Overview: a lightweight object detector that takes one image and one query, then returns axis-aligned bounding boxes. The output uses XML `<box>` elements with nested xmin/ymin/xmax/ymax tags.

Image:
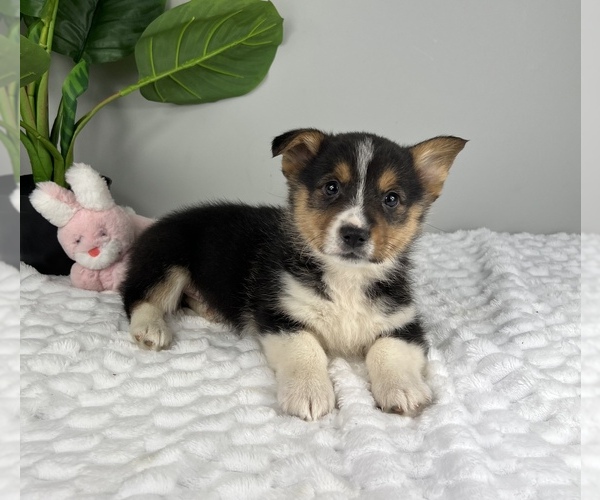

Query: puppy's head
<box><xmin>272</xmin><ymin>129</ymin><xmax>467</xmax><ymax>265</ymax></box>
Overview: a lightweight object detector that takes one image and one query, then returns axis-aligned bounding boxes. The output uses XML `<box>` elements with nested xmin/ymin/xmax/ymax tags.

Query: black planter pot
<box><xmin>20</xmin><ymin>174</ymin><xmax>74</xmax><ymax>275</ymax></box>
<box><xmin>0</xmin><ymin>175</ymin><xmax>19</xmax><ymax>268</ymax></box>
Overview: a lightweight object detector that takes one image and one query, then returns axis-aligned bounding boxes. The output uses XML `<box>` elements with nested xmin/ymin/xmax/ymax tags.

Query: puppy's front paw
<box><xmin>278</xmin><ymin>370</ymin><xmax>335</xmax><ymax>420</ymax></box>
<box><xmin>371</xmin><ymin>373</ymin><xmax>432</xmax><ymax>417</ymax></box>
<box><xmin>130</xmin><ymin>318</ymin><xmax>172</xmax><ymax>351</ymax></box>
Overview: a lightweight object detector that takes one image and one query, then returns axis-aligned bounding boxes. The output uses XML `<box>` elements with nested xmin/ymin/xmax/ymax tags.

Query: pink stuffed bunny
<box><xmin>29</xmin><ymin>163</ymin><xmax>154</xmax><ymax>291</ymax></box>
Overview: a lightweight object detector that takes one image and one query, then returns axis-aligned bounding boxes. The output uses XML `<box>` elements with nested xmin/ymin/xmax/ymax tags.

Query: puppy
<box><xmin>121</xmin><ymin>129</ymin><xmax>466</xmax><ymax>420</ymax></box>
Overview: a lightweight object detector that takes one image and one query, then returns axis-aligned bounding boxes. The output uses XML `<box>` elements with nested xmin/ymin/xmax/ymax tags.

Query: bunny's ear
<box><xmin>66</xmin><ymin>163</ymin><xmax>115</xmax><ymax>211</ymax></box>
<box><xmin>29</xmin><ymin>182</ymin><xmax>78</xmax><ymax>227</ymax></box>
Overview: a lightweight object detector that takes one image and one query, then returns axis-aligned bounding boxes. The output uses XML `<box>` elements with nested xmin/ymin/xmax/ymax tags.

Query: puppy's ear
<box><xmin>410</xmin><ymin>136</ymin><xmax>468</xmax><ymax>201</ymax></box>
<box><xmin>272</xmin><ymin>129</ymin><xmax>325</xmax><ymax>179</ymax></box>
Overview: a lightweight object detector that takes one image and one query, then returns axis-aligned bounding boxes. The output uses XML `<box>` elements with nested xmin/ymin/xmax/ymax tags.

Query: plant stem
<box><xmin>0</xmin><ymin>84</ymin><xmax>19</xmax><ymax>179</ymax></box>
<box><xmin>0</xmin><ymin>119</ymin><xmax>18</xmax><ymax>136</ymax></box>
<box><xmin>26</xmin><ymin>81</ymin><xmax>36</xmax><ymax>115</ymax></box>
<box><xmin>20</xmin><ymin>120</ymin><xmax>64</xmax><ymax>166</ymax></box>
<box><xmin>21</xmin><ymin>117</ymin><xmax>67</xmax><ymax>186</ymax></box>
<box><xmin>50</xmin><ymin>96</ymin><xmax>64</xmax><ymax>146</ymax></box>
<box><xmin>20</xmin><ymin>131</ymin><xmax>46</xmax><ymax>182</ymax></box>
<box><xmin>0</xmin><ymin>86</ymin><xmax>16</xmax><ymax>130</ymax></box>
<box><xmin>36</xmin><ymin>0</ymin><xmax>59</xmax><ymax>139</ymax></box>
<box><xmin>64</xmin><ymin>71</ymin><xmax>165</xmax><ymax>168</ymax></box>
<box><xmin>28</xmin><ymin>0</ymin><xmax>61</xmax><ymax>183</ymax></box>
<box><xmin>65</xmin><ymin>91</ymin><xmax>122</xmax><ymax>168</ymax></box>
<box><xmin>19</xmin><ymin>87</ymin><xmax>36</xmax><ymax>128</ymax></box>
<box><xmin>21</xmin><ymin>119</ymin><xmax>65</xmax><ymax>182</ymax></box>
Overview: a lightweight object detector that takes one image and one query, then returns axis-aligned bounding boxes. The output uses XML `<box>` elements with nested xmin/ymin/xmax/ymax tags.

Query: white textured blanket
<box><xmin>582</xmin><ymin>234</ymin><xmax>599</xmax><ymax>499</ymax></box>
<box><xmin>20</xmin><ymin>229</ymin><xmax>581</xmax><ymax>499</ymax></box>
<box><xmin>0</xmin><ymin>262</ymin><xmax>19</xmax><ymax>500</ymax></box>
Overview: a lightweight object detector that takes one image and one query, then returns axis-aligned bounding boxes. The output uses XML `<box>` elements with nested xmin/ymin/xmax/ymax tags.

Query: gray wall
<box><xmin>0</xmin><ymin>149</ymin><xmax>10</xmax><ymax>176</ymax></box>
<box><xmin>26</xmin><ymin>0</ymin><xmax>580</xmax><ymax>234</ymax></box>
<box><xmin>582</xmin><ymin>0</ymin><xmax>598</xmax><ymax>234</ymax></box>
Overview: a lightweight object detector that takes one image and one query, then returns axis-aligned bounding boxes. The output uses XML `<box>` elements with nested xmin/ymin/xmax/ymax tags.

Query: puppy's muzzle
<box><xmin>340</xmin><ymin>225</ymin><xmax>369</xmax><ymax>252</ymax></box>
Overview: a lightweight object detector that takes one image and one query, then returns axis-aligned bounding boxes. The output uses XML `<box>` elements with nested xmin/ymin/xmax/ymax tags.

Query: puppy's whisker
<box><xmin>423</xmin><ymin>221</ymin><xmax>446</xmax><ymax>233</ymax></box>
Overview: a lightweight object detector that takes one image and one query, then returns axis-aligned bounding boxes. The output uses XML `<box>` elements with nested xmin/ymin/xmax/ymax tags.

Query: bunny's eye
<box><xmin>100</xmin><ymin>230</ymin><xmax>107</xmax><ymax>237</ymax></box>
<box><xmin>75</xmin><ymin>237</ymin><xmax>82</xmax><ymax>245</ymax></box>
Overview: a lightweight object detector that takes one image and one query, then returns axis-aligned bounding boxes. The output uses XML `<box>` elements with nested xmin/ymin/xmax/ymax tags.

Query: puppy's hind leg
<box><xmin>128</xmin><ymin>266</ymin><xmax>191</xmax><ymax>351</ymax></box>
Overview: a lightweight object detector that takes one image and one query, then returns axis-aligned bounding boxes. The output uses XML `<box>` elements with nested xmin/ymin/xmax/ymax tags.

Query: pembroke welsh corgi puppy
<box><xmin>121</xmin><ymin>129</ymin><xmax>467</xmax><ymax>420</ymax></box>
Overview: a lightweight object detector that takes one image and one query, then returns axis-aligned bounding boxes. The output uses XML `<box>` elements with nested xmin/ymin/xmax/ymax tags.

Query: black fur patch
<box><xmin>121</xmin><ymin>131</ymin><xmax>464</xmax><ymax>353</ymax></box>
<box><xmin>388</xmin><ymin>321</ymin><xmax>428</xmax><ymax>350</ymax></box>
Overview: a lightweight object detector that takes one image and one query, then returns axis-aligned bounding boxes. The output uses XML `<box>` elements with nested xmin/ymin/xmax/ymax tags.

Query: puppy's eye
<box><xmin>384</xmin><ymin>192</ymin><xmax>401</xmax><ymax>208</ymax></box>
<box><xmin>323</xmin><ymin>181</ymin><xmax>340</xmax><ymax>196</ymax></box>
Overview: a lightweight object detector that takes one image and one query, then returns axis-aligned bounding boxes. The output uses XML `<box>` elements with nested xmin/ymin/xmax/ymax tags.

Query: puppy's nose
<box><xmin>340</xmin><ymin>225</ymin><xmax>369</xmax><ymax>249</ymax></box>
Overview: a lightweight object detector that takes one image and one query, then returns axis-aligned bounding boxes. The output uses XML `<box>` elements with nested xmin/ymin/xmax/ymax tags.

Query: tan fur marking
<box><xmin>280</xmin><ymin>131</ymin><xmax>325</xmax><ymax>179</ymax></box>
<box><xmin>410</xmin><ymin>136</ymin><xmax>467</xmax><ymax>200</ymax></box>
<box><xmin>184</xmin><ymin>294</ymin><xmax>224</xmax><ymax>323</ymax></box>
<box><xmin>129</xmin><ymin>267</ymin><xmax>191</xmax><ymax>351</ymax></box>
<box><xmin>147</xmin><ymin>266</ymin><xmax>191</xmax><ymax>313</ymax></box>
<box><xmin>371</xmin><ymin>204</ymin><xmax>424</xmax><ymax>262</ymax></box>
<box><xmin>333</xmin><ymin>162</ymin><xmax>352</xmax><ymax>184</ymax></box>
<box><xmin>282</xmin><ymin>157</ymin><xmax>301</xmax><ymax>179</ymax></box>
<box><xmin>293</xmin><ymin>187</ymin><xmax>338</xmax><ymax>253</ymax></box>
<box><xmin>288</xmin><ymin>130</ymin><xmax>324</xmax><ymax>155</ymax></box>
<box><xmin>378</xmin><ymin>169</ymin><xmax>398</xmax><ymax>193</ymax></box>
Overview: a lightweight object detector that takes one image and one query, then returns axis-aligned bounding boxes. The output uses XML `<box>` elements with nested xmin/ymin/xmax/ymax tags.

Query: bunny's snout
<box><xmin>88</xmin><ymin>247</ymin><xmax>101</xmax><ymax>257</ymax></box>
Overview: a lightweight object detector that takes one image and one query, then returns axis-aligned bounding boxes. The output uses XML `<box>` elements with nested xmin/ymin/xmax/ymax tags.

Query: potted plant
<box><xmin>18</xmin><ymin>0</ymin><xmax>283</xmax><ymax>274</ymax></box>
<box><xmin>0</xmin><ymin>0</ymin><xmax>19</xmax><ymax>267</ymax></box>
<box><xmin>0</xmin><ymin>0</ymin><xmax>18</xmax><ymax>179</ymax></box>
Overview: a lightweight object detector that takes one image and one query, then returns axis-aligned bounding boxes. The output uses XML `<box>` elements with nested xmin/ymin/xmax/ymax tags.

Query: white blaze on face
<box><xmin>354</xmin><ymin>137</ymin><xmax>374</xmax><ymax>209</ymax></box>
<box><xmin>323</xmin><ymin>138</ymin><xmax>375</xmax><ymax>258</ymax></box>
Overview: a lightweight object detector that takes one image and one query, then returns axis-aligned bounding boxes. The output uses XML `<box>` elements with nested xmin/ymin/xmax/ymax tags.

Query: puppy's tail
<box><xmin>120</xmin><ymin>221</ymin><xmax>192</xmax><ymax>319</ymax></box>
<box><xmin>122</xmin><ymin>265</ymin><xmax>191</xmax><ymax>318</ymax></box>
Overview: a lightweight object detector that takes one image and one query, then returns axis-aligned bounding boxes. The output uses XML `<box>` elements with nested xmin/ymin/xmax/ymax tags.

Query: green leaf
<box><xmin>19</xmin><ymin>0</ymin><xmax>43</xmax><ymax>18</ymax></box>
<box><xmin>134</xmin><ymin>0</ymin><xmax>283</xmax><ymax>104</ymax></box>
<box><xmin>60</xmin><ymin>59</ymin><xmax>89</xmax><ymax>158</ymax></box>
<box><xmin>51</xmin><ymin>0</ymin><xmax>166</xmax><ymax>64</ymax></box>
<box><xmin>19</xmin><ymin>34</ymin><xmax>50</xmax><ymax>87</ymax></box>
<box><xmin>0</xmin><ymin>34</ymin><xmax>18</xmax><ymax>87</ymax></box>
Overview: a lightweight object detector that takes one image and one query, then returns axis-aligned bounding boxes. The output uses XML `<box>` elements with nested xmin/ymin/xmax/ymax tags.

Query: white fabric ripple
<box><xmin>20</xmin><ymin>229</ymin><xmax>581</xmax><ymax>499</ymax></box>
<box><xmin>0</xmin><ymin>262</ymin><xmax>19</xmax><ymax>500</ymax></box>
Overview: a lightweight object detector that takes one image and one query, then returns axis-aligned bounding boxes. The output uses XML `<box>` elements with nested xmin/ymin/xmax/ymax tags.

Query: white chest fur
<box><xmin>279</xmin><ymin>264</ymin><xmax>416</xmax><ymax>357</ymax></box>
